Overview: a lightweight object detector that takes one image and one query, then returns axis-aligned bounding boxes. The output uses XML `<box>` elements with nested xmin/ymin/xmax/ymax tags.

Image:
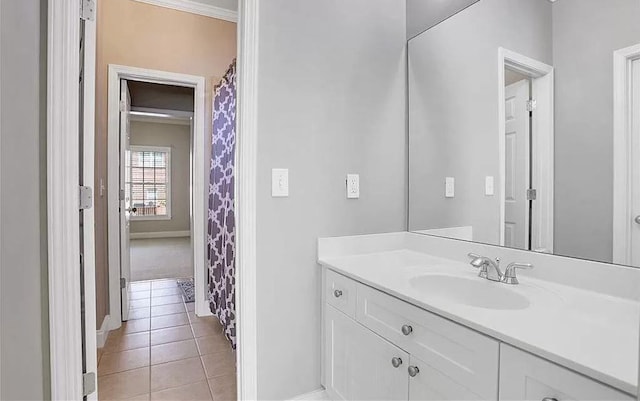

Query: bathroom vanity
<box><xmin>318</xmin><ymin>232</ymin><xmax>639</xmax><ymax>401</ymax></box>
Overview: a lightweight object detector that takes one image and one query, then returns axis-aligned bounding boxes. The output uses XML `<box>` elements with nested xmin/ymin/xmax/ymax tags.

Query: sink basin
<box><xmin>409</xmin><ymin>274</ymin><xmax>530</xmax><ymax>310</ymax></box>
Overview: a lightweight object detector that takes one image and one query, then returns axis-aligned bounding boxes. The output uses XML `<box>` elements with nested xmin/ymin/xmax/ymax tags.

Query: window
<box><xmin>127</xmin><ymin>146</ymin><xmax>171</xmax><ymax>220</ymax></box>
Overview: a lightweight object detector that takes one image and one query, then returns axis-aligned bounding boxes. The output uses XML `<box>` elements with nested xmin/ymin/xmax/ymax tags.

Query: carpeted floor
<box><xmin>130</xmin><ymin>237</ymin><xmax>193</xmax><ymax>281</ymax></box>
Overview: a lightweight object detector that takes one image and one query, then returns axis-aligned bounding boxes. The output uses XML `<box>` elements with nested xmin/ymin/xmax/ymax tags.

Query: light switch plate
<box><xmin>445</xmin><ymin>177</ymin><xmax>455</xmax><ymax>198</ymax></box>
<box><xmin>346</xmin><ymin>174</ymin><xmax>360</xmax><ymax>199</ymax></box>
<box><xmin>485</xmin><ymin>176</ymin><xmax>494</xmax><ymax>196</ymax></box>
<box><xmin>272</xmin><ymin>168</ymin><xmax>289</xmax><ymax>197</ymax></box>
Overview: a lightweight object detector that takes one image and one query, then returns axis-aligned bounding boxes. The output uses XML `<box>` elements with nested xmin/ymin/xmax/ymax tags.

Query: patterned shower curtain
<box><xmin>207</xmin><ymin>61</ymin><xmax>237</xmax><ymax>348</ymax></box>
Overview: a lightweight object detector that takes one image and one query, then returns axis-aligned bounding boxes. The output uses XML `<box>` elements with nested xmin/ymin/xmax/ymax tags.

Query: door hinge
<box><xmin>526</xmin><ymin>99</ymin><xmax>537</xmax><ymax>112</ymax></box>
<box><xmin>79</xmin><ymin>186</ymin><xmax>93</xmax><ymax>210</ymax></box>
<box><xmin>82</xmin><ymin>372</ymin><xmax>96</xmax><ymax>396</ymax></box>
<box><xmin>120</xmin><ymin>277</ymin><xmax>126</xmax><ymax>289</ymax></box>
<box><xmin>119</xmin><ymin>189</ymin><xmax>125</xmax><ymax>201</ymax></box>
<box><xmin>80</xmin><ymin>0</ymin><xmax>96</xmax><ymax>21</ymax></box>
<box><xmin>526</xmin><ymin>188</ymin><xmax>537</xmax><ymax>201</ymax></box>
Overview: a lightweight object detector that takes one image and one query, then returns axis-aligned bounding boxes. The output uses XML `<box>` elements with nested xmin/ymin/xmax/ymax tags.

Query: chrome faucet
<box><xmin>501</xmin><ymin>262</ymin><xmax>534</xmax><ymax>284</ymax></box>
<box><xmin>467</xmin><ymin>253</ymin><xmax>534</xmax><ymax>284</ymax></box>
<box><xmin>468</xmin><ymin>253</ymin><xmax>503</xmax><ymax>282</ymax></box>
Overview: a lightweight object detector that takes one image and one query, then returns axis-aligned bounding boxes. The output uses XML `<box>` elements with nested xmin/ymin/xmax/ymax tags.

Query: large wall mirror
<box><xmin>408</xmin><ymin>0</ymin><xmax>640</xmax><ymax>267</ymax></box>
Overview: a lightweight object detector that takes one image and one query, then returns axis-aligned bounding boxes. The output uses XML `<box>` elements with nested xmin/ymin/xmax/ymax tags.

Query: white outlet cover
<box><xmin>445</xmin><ymin>177</ymin><xmax>455</xmax><ymax>198</ymax></box>
<box><xmin>485</xmin><ymin>176</ymin><xmax>494</xmax><ymax>196</ymax></box>
<box><xmin>272</xmin><ymin>168</ymin><xmax>289</xmax><ymax>197</ymax></box>
<box><xmin>347</xmin><ymin>174</ymin><xmax>360</xmax><ymax>199</ymax></box>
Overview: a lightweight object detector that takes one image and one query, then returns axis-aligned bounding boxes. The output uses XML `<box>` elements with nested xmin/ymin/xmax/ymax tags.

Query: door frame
<box><xmin>613</xmin><ymin>43</ymin><xmax>640</xmax><ymax>265</ymax></box>
<box><xmin>497</xmin><ymin>47</ymin><xmax>554</xmax><ymax>252</ymax></box>
<box><xmin>107</xmin><ymin>64</ymin><xmax>209</xmax><ymax>325</ymax></box>
<box><xmin>236</xmin><ymin>0</ymin><xmax>259</xmax><ymax>398</ymax></box>
<box><xmin>47</xmin><ymin>0</ymin><xmax>88</xmax><ymax>399</ymax></box>
<box><xmin>48</xmin><ymin>0</ymin><xmax>259</xmax><ymax>399</ymax></box>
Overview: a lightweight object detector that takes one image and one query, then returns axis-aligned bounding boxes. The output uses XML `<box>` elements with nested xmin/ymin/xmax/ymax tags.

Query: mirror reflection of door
<box><xmin>504</xmin><ymin>74</ymin><xmax>531</xmax><ymax>250</ymax></box>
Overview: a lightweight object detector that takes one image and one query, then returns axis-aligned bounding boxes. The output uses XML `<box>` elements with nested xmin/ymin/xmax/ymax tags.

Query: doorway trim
<box><xmin>47</xmin><ymin>1</ymin><xmax>84</xmax><ymax>399</ymax></box>
<box><xmin>497</xmin><ymin>47</ymin><xmax>554</xmax><ymax>252</ymax></box>
<box><xmin>613</xmin><ymin>43</ymin><xmax>640</xmax><ymax>265</ymax></box>
<box><xmin>236</xmin><ymin>0</ymin><xmax>259</xmax><ymax>399</ymax></box>
<box><xmin>107</xmin><ymin>64</ymin><xmax>209</xmax><ymax>326</ymax></box>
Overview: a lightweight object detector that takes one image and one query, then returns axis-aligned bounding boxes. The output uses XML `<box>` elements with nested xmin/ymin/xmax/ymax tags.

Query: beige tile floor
<box><xmin>97</xmin><ymin>279</ymin><xmax>237</xmax><ymax>401</ymax></box>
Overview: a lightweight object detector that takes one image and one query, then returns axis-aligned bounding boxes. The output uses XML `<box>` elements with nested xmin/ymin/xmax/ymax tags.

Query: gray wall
<box><xmin>408</xmin><ymin>0</ymin><xmax>552</xmax><ymax>245</ymax></box>
<box><xmin>552</xmin><ymin>0</ymin><xmax>640</xmax><ymax>263</ymax></box>
<box><xmin>255</xmin><ymin>0</ymin><xmax>407</xmax><ymax>398</ymax></box>
<box><xmin>0</xmin><ymin>0</ymin><xmax>50</xmax><ymax>399</ymax></box>
<box><xmin>406</xmin><ymin>0</ymin><xmax>479</xmax><ymax>39</ymax></box>
<box><xmin>130</xmin><ymin>121</ymin><xmax>191</xmax><ymax>234</ymax></box>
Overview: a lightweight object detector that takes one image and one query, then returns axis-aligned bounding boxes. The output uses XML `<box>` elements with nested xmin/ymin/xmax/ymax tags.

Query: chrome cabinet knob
<box><xmin>391</xmin><ymin>357</ymin><xmax>403</xmax><ymax>368</ymax></box>
<box><xmin>635</xmin><ymin>215</ymin><xmax>640</xmax><ymax>225</ymax></box>
<box><xmin>541</xmin><ymin>398</ymin><xmax>558</xmax><ymax>401</ymax></box>
<box><xmin>333</xmin><ymin>289</ymin><xmax>343</xmax><ymax>298</ymax></box>
<box><xmin>408</xmin><ymin>366</ymin><xmax>420</xmax><ymax>377</ymax></box>
<box><xmin>401</xmin><ymin>325</ymin><xmax>413</xmax><ymax>335</ymax></box>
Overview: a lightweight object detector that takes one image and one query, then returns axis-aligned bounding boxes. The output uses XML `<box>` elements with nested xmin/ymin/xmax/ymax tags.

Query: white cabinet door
<box><xmin>408</xmin><ymin>355</ymin><xmax>486</xmax><ymax>401</ymax></box>
<box><xmin>325</xmin><ymin>305</ymin><xmax>409</xmax><ymax>401</ymax></box>
<box><xmin>499</xmin><ymin>345</ymin><xmax>633</xmax><ymax>401</ymax></box>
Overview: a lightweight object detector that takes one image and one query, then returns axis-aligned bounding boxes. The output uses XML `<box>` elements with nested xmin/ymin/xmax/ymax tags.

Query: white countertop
<box><xmin>319</xmin><ymin>249</ymin><xmax>640</xmax><ymax>395</ymax></box>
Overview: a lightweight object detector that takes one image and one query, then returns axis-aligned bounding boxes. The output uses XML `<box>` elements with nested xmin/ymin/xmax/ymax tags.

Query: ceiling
<box><xmin>190</xmin><ymin>0</ymin><xmax>237</xmax><ymax>12</ymax></box>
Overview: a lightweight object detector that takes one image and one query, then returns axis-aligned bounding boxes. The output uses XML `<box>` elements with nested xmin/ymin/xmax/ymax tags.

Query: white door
<box><xmin>81</xmin><ymin>13</ymin><xmax>99</xmax><ymax>400</ymax></box>
<box><xmin>504</xmin><ymin>79</ymin><xmax>531</xmax><ymax>249</ymax></box>
<box><xmin>631</xmin><ymin>59</ymin><xmax>640</xmax><ymax>267</ymax></box>
<box><xmin>120</xmin><ymin>79</ymin><xmax>132</xmax><ymax>321</ymax></box>
<box><xmin>324</xmin><ymin>306</ymin><xmax>409</xmax><ymax>401</ymax></box>
<box><xmin>408</xmin><ymin>355</ymin><xmax>483</xmax><ymax>401</ymax></box>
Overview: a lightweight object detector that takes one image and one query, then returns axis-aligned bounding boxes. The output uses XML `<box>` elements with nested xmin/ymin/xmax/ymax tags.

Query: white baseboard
<box><xmin>130</xmin><ymin>230</ymin><xmax>190</xmax><ymax>239</ymax></box>
<box><xmin>290</xmin><ymin>388</ymin><xmax>330</xmax><ymax>401</ymax></box>
<box><xmin>96</xmin><ymin>315</ymin><xmax>111</xmax><ymax>348</ymax></box>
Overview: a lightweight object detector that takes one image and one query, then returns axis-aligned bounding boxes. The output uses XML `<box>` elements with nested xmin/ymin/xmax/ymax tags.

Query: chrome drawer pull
<box><xmin>401</xmin><ymin>324</ymin><xmax>413</xmax><ymax>335</ymax></box>
<box><xmin>333</xmin><ymin>289</ymin><xmax>343</xmax><ymax>298</ymax></box>
<box><xmin>408</xmin><ymin>366</ymin><xmax>420</xmax><ymax>377</ymax></box>
<box><xmin>541</xmin><ymin>398</ymin><xmax>558</xmax><ymax>401</ymax></box>
<box><xmin>391</xmin><ymin>357</ymin><xmax>402</xmax><ymax>368</ymax></box>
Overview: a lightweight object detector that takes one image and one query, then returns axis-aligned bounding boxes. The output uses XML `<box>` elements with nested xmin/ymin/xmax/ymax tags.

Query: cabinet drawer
<box><xmin>325</xmin><ymin>269</ymin><xmax>357</xmax><ymax>318</ymax></box>
<box><xmin>356</xmin><ymin>283</ymin><xmax>499</xmax><ymax>400</ymax></box>
<box><xmin>499</xmin><ymin>344</ymin><xmax>633</xmax><ymax>401</ymax></box>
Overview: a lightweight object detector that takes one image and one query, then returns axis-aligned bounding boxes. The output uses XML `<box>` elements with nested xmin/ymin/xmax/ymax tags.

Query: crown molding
<box><xmin>133</xmin><ymin>0</ymin><xmax>237</xmax><ymax>23</ymax></box>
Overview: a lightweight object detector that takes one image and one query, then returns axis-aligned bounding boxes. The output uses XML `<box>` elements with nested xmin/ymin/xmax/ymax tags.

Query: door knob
<box><xmin>401</xmin><ymin>325</ymin><xmax>413</xmax><ymax>335</ymax></box>
<box><xmin>333</xmin><ymin>289</ymin><xmax>343</xmax><ymax>298</ymax></box>
<box><xmin>391</xmin><ymin>357</ymin><xmax>402</xmax><ymax>368</ymax></box>
<box><xmin>635</xmin><ymin>215</ymin><xmax>640</xmax><ymax>225</ymax></box>
<box><xmin>541</xmin><ymin>398</ymin><xmax>558</xmax><ymax>401</ymax></box>
<box><xmin>408</xmin><ymin>366</ymin><xmax>420</xmax><ymax>377</ymax></box>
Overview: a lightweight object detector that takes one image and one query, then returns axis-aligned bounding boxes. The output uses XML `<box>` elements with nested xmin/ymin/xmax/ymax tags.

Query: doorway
<box><xmin>498</xmin><ymin>48</ymin><xmax>554</xmax><ymax>253</ymax></box>
<box><xmin>107</xmin><ymin>66</ymin><xmax>210</xmax><ymax>327</ymax></box>
<box><xmin>613</xmin><ymin>43</ymin><xmax>640</xmax><ymax>267</ymax></box>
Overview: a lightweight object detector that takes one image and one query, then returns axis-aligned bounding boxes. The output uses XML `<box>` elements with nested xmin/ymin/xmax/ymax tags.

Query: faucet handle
<box><xmin>467</xmin><ymin>253</ymin><xmax>481</xmax><ymax>260</ymax></box>
<box><xmin>501</xmin><ymin>262</ymin><xmax>533</xmax><ymax>285</ymax></box>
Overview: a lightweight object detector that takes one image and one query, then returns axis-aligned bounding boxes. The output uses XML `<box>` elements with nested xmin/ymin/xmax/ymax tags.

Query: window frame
<box><xmin>128</xmin><ymin>145</ymin><xmax>172</xmax><ymax>221</ymax></box>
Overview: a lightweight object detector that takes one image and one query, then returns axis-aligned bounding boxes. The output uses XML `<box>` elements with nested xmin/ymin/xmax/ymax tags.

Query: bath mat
<box><xmin>177</xmin><ymin>279</ymin><xmax>195</xmax><ymax>303</ymax></box>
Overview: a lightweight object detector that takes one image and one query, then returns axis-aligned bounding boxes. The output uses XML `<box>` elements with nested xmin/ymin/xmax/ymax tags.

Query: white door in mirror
<box><xmin>347</xmin><ymin>174</ymin><xmax>360</xmax><ymax>199</ymax></box>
